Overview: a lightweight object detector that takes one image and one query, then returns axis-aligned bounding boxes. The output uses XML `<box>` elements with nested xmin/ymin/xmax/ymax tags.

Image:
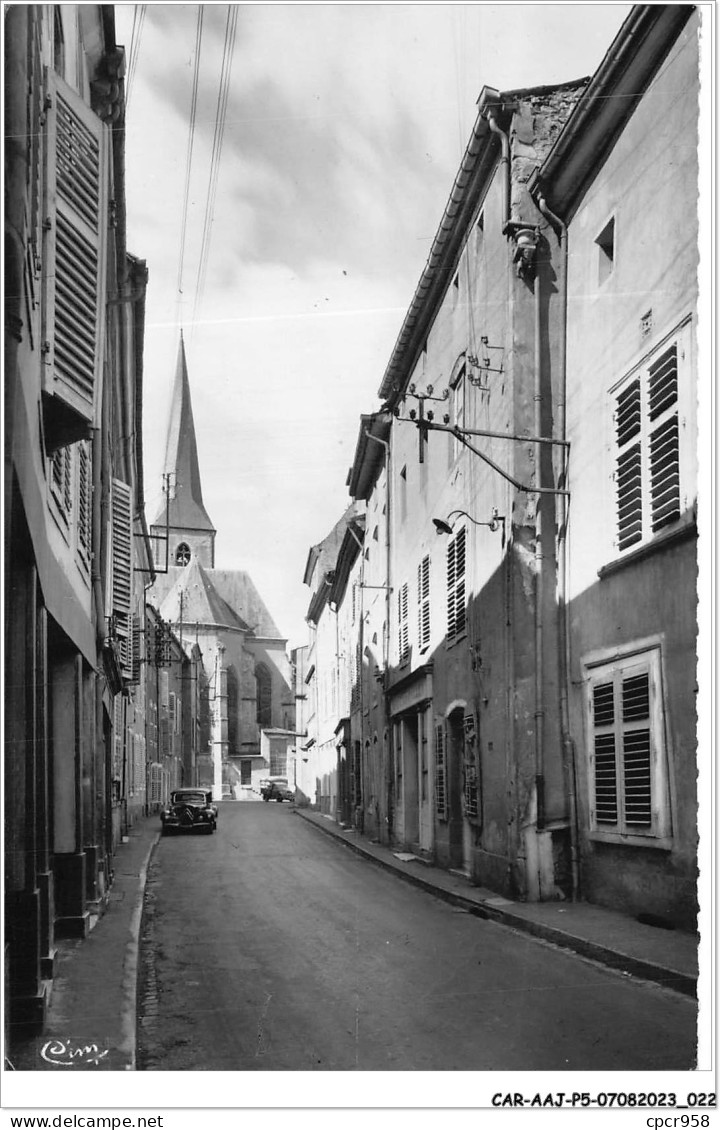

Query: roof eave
<box><xmin>529</xmin><ymin>5</ymin><xmax>696</xmax><ymax>217</ymax></box>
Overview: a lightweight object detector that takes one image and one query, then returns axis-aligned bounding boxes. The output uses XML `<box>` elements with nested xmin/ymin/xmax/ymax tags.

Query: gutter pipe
<box><xmin>364</xmin><ymin>428</ymin><xmax>393</xmax><ymax>842</ymax></box>
<box><xmin>533</xmin><ymin>255</ymin><xmax>545</xmax><ymax>832</ymax></box>
<box><xmin>537</xmin><ymin>194</ymin><xmax>580</xmax><ymax>901</ymax></box>
<box><xmin>486</xmin><ymin>107</ymin><xmax>510</xmax><ymax>227</ymax></box>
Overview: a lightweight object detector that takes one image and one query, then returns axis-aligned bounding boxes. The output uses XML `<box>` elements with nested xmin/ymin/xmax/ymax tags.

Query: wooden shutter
<box><xmin>621</xmin><ymin>671</ymin><xmax>652</xmax><ymax>827</ymax></box>
<box><xmin>615</xmin><ymin>378</ymin><xmax>643</xmax><ymax>550</ymax></box>
<box><xmin>434</xmin><ymin>722</ymin><xmax>447</xmax><ymax>820</ymax></box>
<box><xmin>648</xmin><ymin>344</ymin><xmax>680</xmax><ymax>532</ymax></box>
<box><xmin>149</xmin><ymin>763</ymin><xmax>164</xmax><ymax>806</ymax></box>
<box><xmin>77</xmin><ymin>441</ymin><xmax>92</xmax><ymax>565</ymax></box>
<box><xmin>418</xmin><ymin>556</ymin><xmax>430</xmax><ymax>651</ymax></box>
<box><xmin>447</xmin><ymin>526</ymin><xmax>466</xmax><ymax>641</ymax></box>
<box><xmin>398</xmin><ymin>582</ymin><xmax>409</xmax><ymax>663</ymax></box>
<box><xmin>111</xmin><ymin>478</ymin><xmax>133</xmax><ymax>665</ymax></box>
<box><xmin>41</xmin><ymin>67</ymin><xmax>107</xmax><ymax>439</ymax></box>
<box><xmin>592</xmin><ymin>679</ymin><xmax>618</xmax><ymax>825</ymax></box>
<box><xmin>591</xmin><ymin>666</ymin><xmax>653</xmax><ymax>831</ymax></box>
<box><xmin>463</xmin><ymin>713</ymin><xmax>479</xmax><ymax>820</ymax></box>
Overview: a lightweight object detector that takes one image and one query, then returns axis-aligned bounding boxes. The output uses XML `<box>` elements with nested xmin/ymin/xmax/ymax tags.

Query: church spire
<box><xmin>152</xmin><ymin>335</ymin><xmax>216</xmax><ymax>567</ymax></box>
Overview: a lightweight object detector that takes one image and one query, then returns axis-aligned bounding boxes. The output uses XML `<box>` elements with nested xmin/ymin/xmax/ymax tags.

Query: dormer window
<box><xmin>175</xmin><ymin>542</ymin><xmax>191</xmax><ymax>566</ymax></box>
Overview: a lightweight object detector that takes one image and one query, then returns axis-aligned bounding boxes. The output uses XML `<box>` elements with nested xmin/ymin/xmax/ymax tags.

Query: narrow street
<box><xmin>137</xmin><ymin>803</ymin><xmax>696</xmax><ymax>1072</ymax></box>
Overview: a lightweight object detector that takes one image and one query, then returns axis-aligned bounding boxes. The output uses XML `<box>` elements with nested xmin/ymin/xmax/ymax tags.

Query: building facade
<box><xmin>4</xmin><ymin>4</ymin><xmax>153</xmax><ymax>1033</ymax></box>
<box><xmin>301</xmin><ymin>5</ymin><xmax>700</xmax><ymax>928</ymax></box>
<box><xmin>528</xmin><ymin>5</ymin><xmax>700</xmax><ymax>927</ymax></box>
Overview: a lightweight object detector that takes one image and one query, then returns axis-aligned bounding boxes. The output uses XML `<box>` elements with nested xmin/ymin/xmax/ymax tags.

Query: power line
<box><xmin>190</xmin><ymin>4</ymin><xmax>238</xmax><ymax>336</ymax></box>
<box><xmin>125</xmin><ymin>4</ymin><xmax>147</xmax><ymax>109</ymax></box>
<box><xmin>177</xmin><ymin>6</ymin><xmax>205</xmax><ymax>309</ymax></box>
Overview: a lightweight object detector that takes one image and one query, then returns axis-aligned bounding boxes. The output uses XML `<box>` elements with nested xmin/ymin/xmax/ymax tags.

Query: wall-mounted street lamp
<box><xmin>432</xmin><ymin>507</ymin><xmax>506</xmax><ymax>544</ymax></box>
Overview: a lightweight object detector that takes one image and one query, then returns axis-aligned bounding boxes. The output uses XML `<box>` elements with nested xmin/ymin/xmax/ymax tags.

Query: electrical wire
<box><xmin>177</xmin><ymin>6</ymin><xmax>205</xmax><ymax>315</ymax></box>
<box><xmin>190</xmin><ymin>4</ymin><xmax>238</xmax><ymax>336</ymax></box>
<box><xmin>125</xmin><ymin>4</ymin><xmax>146</xmax><ymax>110</ymax></box>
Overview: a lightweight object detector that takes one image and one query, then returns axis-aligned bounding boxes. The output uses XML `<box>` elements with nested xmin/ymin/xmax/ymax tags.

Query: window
<box><xmin>256</xmin><ymin>663</ymin><xmax>272</xmax><ymax>727</ymax></box>
<box><xmin>596</xmin><ymin>216</ymin><xmax>615</xmax><ymax>285</ymax></box>
<box><xmin>175</xmin><ymin>542</ymin><xmax>191</xmax><ymax>565</ymax></box>
<box><xmin>434</xmin><ymin>722</ymin><xmax>447</xmax><ymax>820</ymax></box>
<box><xmin>269</xmin><ymin>744</ymin><xmax>287</xmax><ymax>777</ymax></box>
<box><xmin>418</xmin><ymin>555</ymin><xmax>430</xmax><ymax>652</ymax></box>
<box><xmin>397</xmin><ymin>582</ymin><xmax>409</xmax><ymax>665</ymax></box>
<box><xmin>586</xmin><ymin>648</ymin><xmax>671</xmax><ymax>841</ymax></box>
<box><xmin>614</xmin><ymin>328</ymin><xmax>690</xmax><ymax>553</ymax></box>
<box><xmin>446</xmin><ymin>526</ymin><xmax>466</xmax><ymax>643</ymax></box>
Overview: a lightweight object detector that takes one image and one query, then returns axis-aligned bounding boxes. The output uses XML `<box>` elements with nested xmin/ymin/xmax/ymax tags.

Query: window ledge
<box><xmin>588</xmin><ymin>830</ymin><xmax>673</xmax><ymax>851</ymax></box>
<box><xmin>598</xmin><ymin>517</ymin><xmax>697</xmax><ymax>579</ymax></box>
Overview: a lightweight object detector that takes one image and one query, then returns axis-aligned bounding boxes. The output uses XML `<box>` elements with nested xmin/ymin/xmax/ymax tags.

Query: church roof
<box><xmin>152</xmin><ymin>335</ymin><xmax>216</xmax><ymax>532</ymax></box>
<box><xmin>149</xmin><ymin>559</ymin><xmax>285</xmax><ymax>640</ymax></box>
<box><xmin>210</xmin><ymin>571</ymin><xmax>283</xmax><ymax>639</ymax></box>
<box><xmin>157</xmin><ymin>557</ymin><xmax>250</xmax><ymax>632</ymax></box>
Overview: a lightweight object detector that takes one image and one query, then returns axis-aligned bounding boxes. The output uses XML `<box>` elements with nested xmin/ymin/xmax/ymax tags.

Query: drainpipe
<box><xmin>486</xmin><ymin>108</ymin><xmax>510</xmax><ymax>227</ymax></box>
<box><xmin>537</xmin><ymin>195</ymin><xmax>579</xmax><ymax>901</ymax></box>
<box><xmin>364</xmin><ymin>429</ymin><xmax>393</xmax><ymax>842</ymax></box>
<box><xmin>533</xmin><ymin>256</ymin><xmax>545</xmax><ymax>833</ymax></box>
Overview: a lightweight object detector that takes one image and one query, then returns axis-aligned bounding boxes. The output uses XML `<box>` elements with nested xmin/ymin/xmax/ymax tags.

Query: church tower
<box><xmin>150</xmin><ymin>335</ymin><xmax>216</xmax><ymax>568</ymax></box>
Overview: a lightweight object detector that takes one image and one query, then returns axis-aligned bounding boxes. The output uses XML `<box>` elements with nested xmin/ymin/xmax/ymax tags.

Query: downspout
<box><xmin>345</xmin><ymin>521</ymin><xmax>366</xmax><ymax>829</ymax></box>
<box><xmin>537</xmin><ymin>195</ymin><xmax>579</xmax><ymax>901</ymax></box>
<box><xmin>486</xmin><ymin>108</ymin><xmax>510</xmax><ymax>227</ymax></box>
<box><xmin>533</xmin><ymin>257</ymin><xmax>545</xmax><ymax>832</ymax></box>
<box><xmin>364</xmin><ymin>429</ymin><xmax>393</xmax><ymax>842</ymax></box>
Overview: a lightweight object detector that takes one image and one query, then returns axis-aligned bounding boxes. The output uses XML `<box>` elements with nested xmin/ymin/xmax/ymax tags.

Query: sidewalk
<box><xmin>294</xmin><ymin>808</ymin><xmax>699</xmax><ymax>1000</ymax></box>
<box><xmin>6</xmin><ymin>804</ymin><xmax>698</xmax><ymax>1072</ymax></box>
<box><xmin>7</xmin><ymin>816</ymin><xmax>161</xmax><ymax>1072</ymax></box>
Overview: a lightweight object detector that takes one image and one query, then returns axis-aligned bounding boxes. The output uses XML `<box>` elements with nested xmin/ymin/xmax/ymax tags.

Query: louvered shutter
<box><xmin>434</xmin><ymin>722</ymin><xmax>447</xmax><ymax>819</ymax></box>
<box><xmin>463</xmin><ymin>713</ymin><xmax>479</xmax><ymax>820</ymax></box>
<box><xmin>621</xmin><ymin>671</ymin><xmax>652</xmax><ymax>827</ymax></box>
<box><xmin>149</xmin><ymin>763</ymin><xmax>164</xmax><ymax>806</ymax></box>
<box><xmin>648</xmin><ymin>344</ymin><xmax>680</xmax><ymax>532</ymax></box>
<box><xmin>41</xmin><ymin>68</ymin><xmax>107</xmax><ymax>437</ymax></box>
<box><xmin>398</xmin><ymin>582</ymin><xmax>409</xmax><ymax>664</ymax></box>
<box><xmin>590</xmin><ymin>661</ymin><xmax>656</xmax><ymax>833</ymax></box>
<box><xmin>127</xmin><ymin>616</ymin><xmax>141</xmax><ymax>684</ymax></box>
<box><xmin>418</xmin><ymin>556</ymin><xmax>431</xmax><ymax>651</ymax></box>
<box><xmin>111</xmin><ymin>478</ymin><xmax>133</xmax><ymax>666</ymax></box>
<box><xmin>592</xmin><ymin>680</ymin><xmax>618</xmax><ymax>825</ymax></box>
<box><xmin>77</xmin><ymin>441</ymin><xmax>92</xmax><ymax>565</ymax></box>
<box><xmin>615</xmin><ymin>379</ymin><xmax>643</xmax><ymax>550</ymax></box>
<box><xmin>447</xmin><ymin>526</ymin><xmax>466</xmax><ymax>642</ymax></box>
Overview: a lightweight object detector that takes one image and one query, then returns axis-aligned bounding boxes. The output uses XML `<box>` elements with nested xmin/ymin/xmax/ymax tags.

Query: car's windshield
<box><xmin>172</xmin><ymin>792</ymin><xmax>206</xmax><ymax>805</ymax></box>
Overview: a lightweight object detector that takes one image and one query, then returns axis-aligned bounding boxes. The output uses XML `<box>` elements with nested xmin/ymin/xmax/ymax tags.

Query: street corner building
<box><xmin>300</xmin><ymin>6</ymin><xmax>700</xmax><ymax>930</ymax></box>
<box><xmin>4</xmin><ymin>6</ymin><xmax>154</xmax><ymax>1033</ymax></box>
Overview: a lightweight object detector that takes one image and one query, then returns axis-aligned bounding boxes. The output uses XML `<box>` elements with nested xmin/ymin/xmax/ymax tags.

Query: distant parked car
<box><xmin>161</xmin><ymin>788</ymin><xmax>217</xmax><ymax>834</ymax></box>
<box><xmin>260</xmin><ymin>778</ymin><xmax>294</xmax><ymax>803</ymax></box>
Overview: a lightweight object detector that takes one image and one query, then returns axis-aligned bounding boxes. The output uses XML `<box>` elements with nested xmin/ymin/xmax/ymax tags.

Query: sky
<box><xmin>115</xmin><ymin>2</ymin><xmax>633</xmax><ymax>649</ymax></box>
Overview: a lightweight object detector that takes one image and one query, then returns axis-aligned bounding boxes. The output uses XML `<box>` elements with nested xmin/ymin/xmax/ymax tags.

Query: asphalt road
<box><xmin>137</xmin><ymin>802</ymin><xmax>697</xmax><ymax>1071</ymax></box>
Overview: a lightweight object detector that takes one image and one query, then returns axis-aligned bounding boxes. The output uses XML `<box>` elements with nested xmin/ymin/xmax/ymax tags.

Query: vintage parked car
<box><xmin>161</xmin><ymin>788</ymin><xmax>218</xmax><ymax>834</ymax></box>
<box><xmin>260</xmin><ymin>778</ymin><xmax>294</xmax><ymax>803</ymax></box>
